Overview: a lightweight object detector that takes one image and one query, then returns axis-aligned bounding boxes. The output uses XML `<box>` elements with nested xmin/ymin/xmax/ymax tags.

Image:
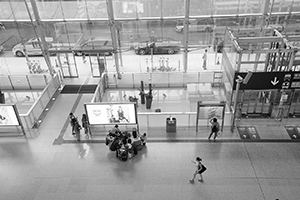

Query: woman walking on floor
<box><xmin>190</xmin><ymin>157</ymin><xmax>207</xmax><ymax>183</ymax></box>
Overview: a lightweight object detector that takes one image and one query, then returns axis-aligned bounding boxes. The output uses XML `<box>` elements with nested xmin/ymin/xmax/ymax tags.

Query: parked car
<box><xmin>134</xmin><ymin>38</ymin><xmax>181</xmax><ymax>55</ymax></box>
<box><xmin>175</xmin><ymin>19</ymin><xmax>213</xmax><ymax>33</ymax></box>
<box><xmin>73</xmin><ymin>38</ymin><xmax>113</xmax><ymax>56</ymax></box>
<box><xmin>12</xmin><ymin>37</ymin><xmax>54</xmax><ymax>57</ymax></box>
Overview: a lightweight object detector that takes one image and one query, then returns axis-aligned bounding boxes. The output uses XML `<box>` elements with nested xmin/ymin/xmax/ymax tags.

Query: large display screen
<box><xmin>85</xmin><ymin>103</ymin><xmax>137</xmax><ymax>125</ymax></box>
<box><xmin>0</xmin><ymin>105</ymin><xmax>20</xmax><ymax>126</ymax></box>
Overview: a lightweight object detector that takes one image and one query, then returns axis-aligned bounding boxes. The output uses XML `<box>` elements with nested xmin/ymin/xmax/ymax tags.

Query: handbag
<box><xmin>198</xmin><ymin>163</ymin><xmax>207</xmax><ymax>174</ymax></box>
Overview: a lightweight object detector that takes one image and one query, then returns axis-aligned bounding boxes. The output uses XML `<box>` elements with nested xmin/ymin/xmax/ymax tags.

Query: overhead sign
<box><xmin>233</xmin><ymin>72</ymin><xmax>300</xmax><ymax>90</ymax></box>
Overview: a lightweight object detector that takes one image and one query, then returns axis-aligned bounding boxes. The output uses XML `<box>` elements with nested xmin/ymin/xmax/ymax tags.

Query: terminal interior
<box><xmin>1</xmin><ymin>0</ymin><xmax>300</xmax><ymax>199</ymax></box>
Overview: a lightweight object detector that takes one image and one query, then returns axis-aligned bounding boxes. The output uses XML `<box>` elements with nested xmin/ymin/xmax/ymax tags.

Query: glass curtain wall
<box><xmin>0</xmin><ymin>0</ymin><xmax>300</xmax><ymax>75</ymax></box>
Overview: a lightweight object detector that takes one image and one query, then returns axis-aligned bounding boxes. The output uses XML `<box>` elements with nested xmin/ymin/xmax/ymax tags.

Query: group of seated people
<box><xmin>106</xmin><ymin>125</ymin><xmax>147</xmax><ymax>161</ymax></box>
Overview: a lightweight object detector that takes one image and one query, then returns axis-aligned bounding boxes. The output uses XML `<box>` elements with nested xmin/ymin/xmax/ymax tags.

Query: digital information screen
<box><xmin>85</xmin><ymin>103</ymin><xmax>137</xmax><ymax>125</ymax></box>
<box><xmin>0</xmin><ymin>105</ymin><xmax>20</xmax><ymax>126</ymax></box>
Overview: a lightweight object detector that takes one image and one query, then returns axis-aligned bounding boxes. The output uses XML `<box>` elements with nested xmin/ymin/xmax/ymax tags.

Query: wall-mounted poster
<box><xmin>198</xmin><ymin>106</ymin><xmax>223</xmax><ymax>120</ymax></box>
<box><xmin>85</xmin><ymin>103</ymin><xmax>137</xmax><ymax>125</ymax></box>
<box><xmin>0</xmin><ymin>105</ymin><xmax>20</xmax><ymax>126</ymax></box>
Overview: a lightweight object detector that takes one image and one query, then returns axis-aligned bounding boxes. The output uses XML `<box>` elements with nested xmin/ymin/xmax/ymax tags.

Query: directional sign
<box><xmin>237</xmin><ymin>126</ymin><xmax>260</xmax><ymax>140</ymax></box>
<box><xmin>284</xmin><ymin>126</ymin><xmax>300</xmax><ymax>140</ymax></box>
<box><xmin>233</xmin><ymin>72</ymin><xmax>300</xmax><ymax>90</ymax></box>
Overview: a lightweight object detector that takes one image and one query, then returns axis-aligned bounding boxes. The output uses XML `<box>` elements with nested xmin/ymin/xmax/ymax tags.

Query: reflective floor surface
<box><xmin>1</xmin><ymin>89</ymin><xmax>300</xmax><ymax>200</ymax></box>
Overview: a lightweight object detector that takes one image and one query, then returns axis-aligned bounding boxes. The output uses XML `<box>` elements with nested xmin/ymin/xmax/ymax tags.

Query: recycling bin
<box><xmin>166</xmin><ymin>117</ymin><xmax>176</xmax><ymax>133</ymax></box>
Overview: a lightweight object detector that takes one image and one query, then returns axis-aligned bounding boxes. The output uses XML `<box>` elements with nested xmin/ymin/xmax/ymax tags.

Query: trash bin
<box><xmin>166</xmin><ymin>117</ymin><xmax>176</xmax><ymax>133</ymax></box>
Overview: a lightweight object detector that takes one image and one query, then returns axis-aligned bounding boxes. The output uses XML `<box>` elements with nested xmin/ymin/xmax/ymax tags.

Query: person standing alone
<box><xmin>202</xmin><ymin>49</ymin><xmax>207</xmax><ymax>70</ymax></box>
<box><xmin>208</xmin><ymin>117</ymin><xmax>220</xmax><ymax>141</ymax></box>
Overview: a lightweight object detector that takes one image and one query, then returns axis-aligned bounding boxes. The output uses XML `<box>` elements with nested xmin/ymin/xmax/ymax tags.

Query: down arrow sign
<box><xmin>271</xmin><ymin>77</ymin><xmax>279</xmax><ymax>85</ymax></box>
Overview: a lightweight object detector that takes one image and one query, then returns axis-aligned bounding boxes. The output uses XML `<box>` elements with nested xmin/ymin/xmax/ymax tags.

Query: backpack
<box><xmin>212</xmin><ymin>125</ymin><xmax>218</xmax><ymax>132</ymax></box>
<box><xmin>110</xmin><ymin>138</ymin><xmax>121</xmax><ymax>151</ymax></box>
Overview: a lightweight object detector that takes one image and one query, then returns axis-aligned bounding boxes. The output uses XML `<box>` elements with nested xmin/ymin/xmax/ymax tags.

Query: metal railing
<box><xmin>0</xmin><ymin>74</ymin><xmax>50</xmax><ymax>90</ymax></box>
<box><xmin>19</xmin><ymin>74</ymin><xmax>61</xmax><ymax>129</ymax></box>
<box><xmin>105</xmin><ymin>71</ymin><xmax>223</xmax><ymax>88</ymax></box>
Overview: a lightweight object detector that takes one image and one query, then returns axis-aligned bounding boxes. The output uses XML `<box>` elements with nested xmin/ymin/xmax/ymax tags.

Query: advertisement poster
<box><xmin>198</xmin><ymin>106</ymin><xmax>223</xmax><ymax>120</ymax></box>
<box><xmin>0</xmin><ymin>105</ymin><xmax>20</xmax><ymax>126</ymax></box>
<box><xmin>85</xmin><ymin>103</ymin><xmax>137</xmax><ymax>125</ymax></box>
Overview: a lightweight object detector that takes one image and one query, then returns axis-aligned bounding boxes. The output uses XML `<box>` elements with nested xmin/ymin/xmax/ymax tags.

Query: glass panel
<box><xmin>40</xmin><ymin>90</ymin><xmax>50</xmax><ymax>109</ymax></box>
<box><xmin>151</xmin><ymin>73</ymin><xmax>169</xmax><ymax>87</ymax></box>
<box><xmin>9</xmin><ymin>76</ymin><xmax>29</xmax><ymax>90</ymax></box>
<box><xmin>169</xmin><ymin>73</ymin><xmax>184</xmax><ymax>87</ymax></box>
<box><xmin>32</xmin><ymin>101</ymin><xmax>44</xmax><ymax>122</ymax></box>
<box><xmin>162</xmin><ymin>0</ymin><xmax>183</xmax><ymax>17</ymax></box>
<box><xmin>0</xmin><ymin>76</ymin><xmax>12</xmax><ymax>90</ymax></box>
<box><xmin>137</xmin><ymin>114</ymin><xmax>148</xmax><ymax>128</ymax></box>
<box><xmin>214</xmin><ymin>0</ymin><xmax>239</xmax><ymax>15</ymax></box>
<box><xmin>8</xmin><ymin>2</ymin><xmax>29</xmax><ymax>20</ymax></box>
<box><xmin>39</xmin><ymin>1</ymin><xmax>108</xmax><ymax>19</ymax></box>
<box><xmin>116</xmin><ymin>73</ymin><xmax>134</xmax><ymax>88</ymax></box>
<box><xmin>0</xmin><ymin>2</ymin><xmax>13</xmax><ymax>20</ymax></box>
<box><xmin>199</xmin><ymin>72</ymin><xmax>214</xmax><ymax>82</ymax></box>
<box><xmin>27</xmin><ymin>75</ymin><xmax>47</xmax><ymax>89</ymax></box>
<box><xmin>190</xmin><ymin>0</ymin><xmax>214</xmax><ymax>16</ymax></box>
<box><xmin>185</xmin><ymin>72</ymin><xmax>199</xmax><ymax>83</ymax></box>
<box><xmin>113</xmin><ymin>0</ymin><xmax>151</xmax><ymax>18</ymax></box>
<box><xmin>133</xmin><ymin>73</ymin><xmax>152</xmax><ymax>87</ymax></box>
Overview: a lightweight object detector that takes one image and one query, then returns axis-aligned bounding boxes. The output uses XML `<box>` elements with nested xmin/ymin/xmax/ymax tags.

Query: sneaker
<box><xmin>189</xmin><ymin>179</ymin><xmax>194</xmax><ymax>183</ymax></box>
<box><xmin>198</xmin><ymin>179</ymin><xmax>203</xmax><ymax>182</ymax></box>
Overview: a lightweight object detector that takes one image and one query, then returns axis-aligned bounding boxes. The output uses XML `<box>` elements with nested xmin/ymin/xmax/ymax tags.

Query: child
<box><xmin>140</xmin><ymin>133</ymin><xmax>147</xmax><ymax>145</ymax></box>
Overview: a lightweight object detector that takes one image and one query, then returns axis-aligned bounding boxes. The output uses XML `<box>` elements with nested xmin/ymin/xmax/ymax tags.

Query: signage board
<box><xmin>85</xmin><ymin>103</ymin><xmax>137</xmax><ymax>125</ymax></box>
<box><xmin>0</xmin><ymin>105</ymin><xmax>20</xmax><ymax>126</ymax></box>
<box><xmin>233</xmin><ymin>72</ymin><xmax>300</xmax><ymax>90</ymax></box>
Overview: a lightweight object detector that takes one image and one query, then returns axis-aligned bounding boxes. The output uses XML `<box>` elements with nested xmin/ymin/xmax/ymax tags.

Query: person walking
<box><xmin>190</xmin><ymin>157</ymin><xmax>207</xmax><ymax>183</ymax></box>
<box><xmin>69</xmin><ymin>112</ymin><xmax>77</xmax><ymax>135</ymax></box>
<box><xmin>208</xmin><ymin>117</ymin><xmax>220</xmax><ymax>141</ymax></box>
<box><xmin>81</xmin><ymin>114</ymin><xmax>89</xmax><ymax>136</ymax></box>
<box><xmin>73</xmin><ymin>120</ymin><xmax>82</xmax><ymax>142</ymax></box>
<box><xmin>202</xmin><ymin>49</ymin><xmax>207</xmax><ymax>70</ymax></box>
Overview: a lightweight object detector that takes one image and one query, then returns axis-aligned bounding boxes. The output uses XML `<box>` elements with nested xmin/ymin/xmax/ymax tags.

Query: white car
<box><xmin>12</xmin><ymin>37</ymin><xmax>53</xmax><ymax>57</ymax></box>
<box><xmin>175</xmin><ymin>19</ymin><xmax>213</xmax><ymax>33</ymax></box>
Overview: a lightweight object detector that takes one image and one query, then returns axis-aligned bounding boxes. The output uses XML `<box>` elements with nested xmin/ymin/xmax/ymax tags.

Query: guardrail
<box><xmin>0</xmin><ymin>74</ymin><xmax>50</xmax><ymax>90</ymax></box>
<box><xmin>91</xmin><ymin>73</ymin><xmax>107</xmax><ymax>103</ymax></box>
<box><xmin>19</xmin><ymin>74</ymin><xmax>61</xmax><ymax>129</ymax></box>
<box><xmin>105</xmin><ymin>71</ymin><xmax>223</xmax><ymax>88</ymax></box>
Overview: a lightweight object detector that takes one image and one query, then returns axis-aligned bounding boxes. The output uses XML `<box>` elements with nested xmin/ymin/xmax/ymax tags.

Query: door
<box><xmin>256</xmin><ymin>91</ymin><xmax>271</xmax><ymax>115</ymax></box>
<box><xmin>88</xmin><ymin>54</ymin><xmax>106</xmax><ymax>77</ymax></box>
<box><xmin>271</xmin><ymin>90</ymin><xmax>293</xmax><ymax>119</ymax></box>
<box><xmin>240</xmin><ymin>90</ymin><xmax>272</xmax><ymax>117</ymax></box>
<box><xmin>289</xmin><ymin>90</ymin><xmax>300</xmax><ymax>117</ymax></box>
<box><xmin>57</xmin><ymin>53</ymin><xmax>79</xmax><ymax>78</ymax></box>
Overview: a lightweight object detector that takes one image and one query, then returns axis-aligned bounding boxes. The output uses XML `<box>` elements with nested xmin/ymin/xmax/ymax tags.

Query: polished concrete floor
<box><xmin>1</xmin><ymin>89</ymin><xmax>300</xmax><ymax>200</ymax></box>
